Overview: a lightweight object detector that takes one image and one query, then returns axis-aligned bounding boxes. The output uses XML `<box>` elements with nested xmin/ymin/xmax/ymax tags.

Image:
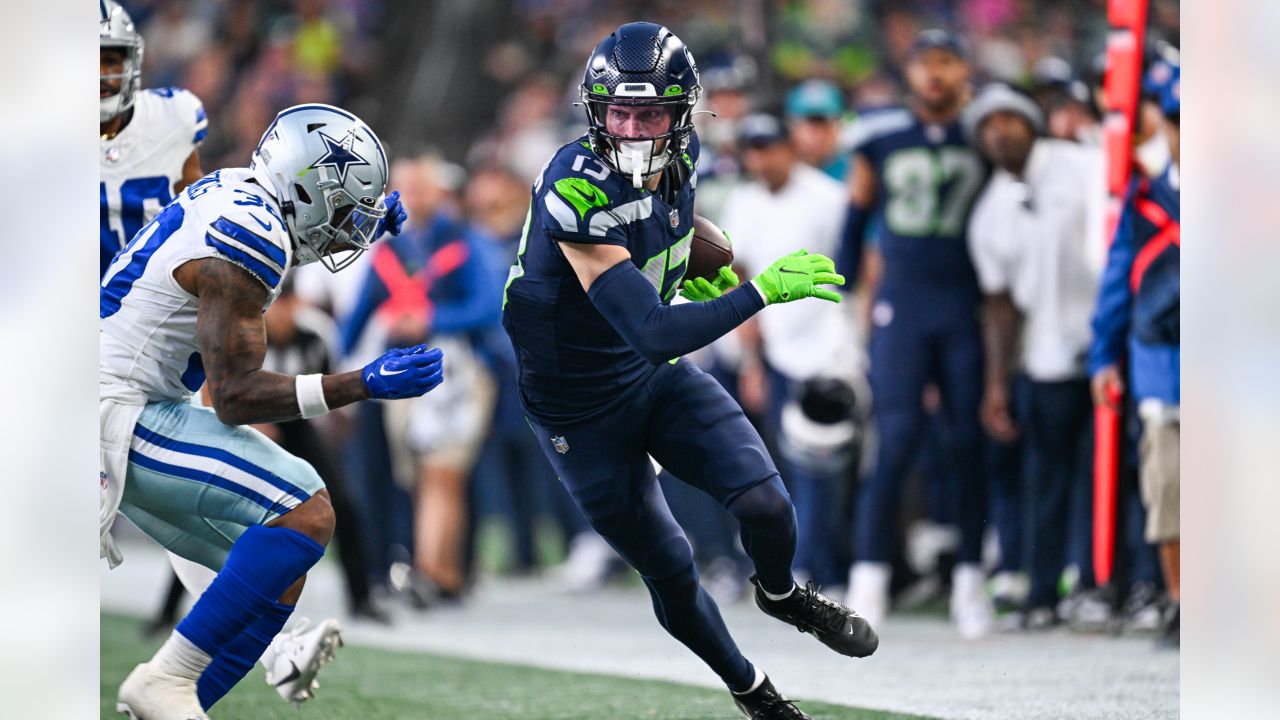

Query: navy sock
<box><xmin>176</xmin><ymin>525</ymin><xmax>323</xmax><ymax>657</ymax></box>
<box><xmin>197</xmin><ymin>602</ymin><xmax>294</xmax><ymax>709</ymax></box>
<box><xmin>729</xmin><ymin>477</ymin><xmax>798</xmax><ymax>596</ymax></box>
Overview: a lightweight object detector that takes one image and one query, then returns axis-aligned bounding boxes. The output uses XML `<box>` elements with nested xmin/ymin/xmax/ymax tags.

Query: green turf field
<box><xmin>102</xmin><ymin>613</ymin><xmax>936</xmax><ymax>720</ymax></box>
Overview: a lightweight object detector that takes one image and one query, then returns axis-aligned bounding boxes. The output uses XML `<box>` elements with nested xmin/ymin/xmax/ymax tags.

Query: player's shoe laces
<box><xmin>751</xmin><ymin>576</ymin><xmax>879</xmax><ymax>658</ymax></box>
<box><xmin>261</xmin><ymin>618</ymin><xmax>343</xmax><ymax>707</ymax></box>
<box><xmin>116</xmin><ymin>662</ymin><xmax>210</xmax><ymax>720</ymax></box>
<box><xmin>732</xmin><ymin>675</ymin><xmax>812</xmax><ymax>720</ymax></box>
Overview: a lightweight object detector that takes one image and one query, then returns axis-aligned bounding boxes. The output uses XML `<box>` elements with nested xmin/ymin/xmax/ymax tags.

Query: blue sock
<box><xmin>176</xmin><ymin>525</ymin><xmax>323</xmax><ymax>657</ymax></box>
<box><xmin>198</xmin><ymin>601</ymin><xmax>294</xmax><ymax>709</ymax></box>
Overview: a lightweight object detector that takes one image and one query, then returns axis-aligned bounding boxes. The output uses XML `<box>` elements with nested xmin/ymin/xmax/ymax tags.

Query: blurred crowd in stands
<box><xmin>124</xmin><ymin>0</ymin><xmax>1181</xmax><ymax>647</ymax></box>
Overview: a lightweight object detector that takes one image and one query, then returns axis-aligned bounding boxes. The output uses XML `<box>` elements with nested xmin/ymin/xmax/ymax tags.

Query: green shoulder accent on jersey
<box><xmin>664</xmin><ymin>84</ymin><xmax>683</xmax><ymax>96</ymax></box>
<box><xmin>592</xmin><ymin>83</ymin><xmax>609</xmax><ymax>95</ymax></box>
<box><xmin>580</xmin><ymin>141</ymin><xmax>592</xmax><ymax>149</ymax></box>
<box><xmin>553</xmin><ymin>177</ymin><xmax>611</xmax><ymax>220</ymax></box>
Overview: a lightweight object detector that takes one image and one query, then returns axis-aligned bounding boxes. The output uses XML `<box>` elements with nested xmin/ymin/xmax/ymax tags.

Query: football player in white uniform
<box><xmin>100</xmin><ymin>0</ymin><xmax>206</xmax><ymax>279</ymax></box>
<box><xmin>100</xmin><ymin>2</ymin><xmax>353</xmax><ymax>710</ymax></box>
<box><xmin>102</xmin><ymin>103</ymin><xmax>437</xmax><ymax>720</ymax></box>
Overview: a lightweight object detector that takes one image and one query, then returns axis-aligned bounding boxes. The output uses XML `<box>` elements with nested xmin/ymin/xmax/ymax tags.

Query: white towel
<box><xmin>100</xmin><ymin>385</ymin><xmax>147</xmax><ymax>568</ymax></box>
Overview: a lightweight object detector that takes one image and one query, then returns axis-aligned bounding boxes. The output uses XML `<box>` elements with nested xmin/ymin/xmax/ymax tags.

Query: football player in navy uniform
<box><xmin>502</xmin><ymin>22</ymin><xmax>875</xmax><ymax>720</ymax></box>
<box><xmin>838</xmin><ymin>30</ymin><xmax>994</xmax><ymax>637</ymax></box>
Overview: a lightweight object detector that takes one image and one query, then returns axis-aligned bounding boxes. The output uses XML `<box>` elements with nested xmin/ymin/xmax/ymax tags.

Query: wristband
<box><xmin>295</xmin><ymin>374</ymin><xmax>329</xmax><ymax>419</ymax></box>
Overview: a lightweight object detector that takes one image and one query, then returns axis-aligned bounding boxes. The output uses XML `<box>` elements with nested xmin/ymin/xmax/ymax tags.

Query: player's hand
<box><xmin>362</xmin><ymin>344</ymin><xmax>444</xmax><ymax>399</ymax></box>
<box><xmin>981</xmin><ymin>384</ymin><xmax>1018</xmax><ymax>443</ymax></box>
<box><xmin>752</xmin><ymin>249</ymin><xmax>845</xmax><ymax>305</ymax></box>
<box><xmin>1091</xmin><ymin>364</ymin><xmax>1124</xmax><ymax>411</ymax></box>
<box><xmin>375</xmin><ymin>190</ymin><xmax>408</xmax><ymax>240</ymax></box>
<box><xmin>680</xmin><ymin>266</ymin><xmax>739</xmax><ymax>302</ymax></box>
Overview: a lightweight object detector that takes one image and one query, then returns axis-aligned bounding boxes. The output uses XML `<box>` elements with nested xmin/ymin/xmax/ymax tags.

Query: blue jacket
<box><xmin>1088</xmin><ymin>167</ymin><xmax>1180</xmax><ymax>405</ymax></box>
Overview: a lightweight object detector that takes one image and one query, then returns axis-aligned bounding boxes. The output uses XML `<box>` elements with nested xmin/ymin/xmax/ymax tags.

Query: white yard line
<box><xmin>102</xmin><ymin>541</ymin><xmax>1178</xmax><ymax>720</ymax></box>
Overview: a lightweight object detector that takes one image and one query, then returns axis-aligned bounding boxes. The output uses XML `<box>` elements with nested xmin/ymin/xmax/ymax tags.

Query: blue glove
<box><xmin>375</xmin><ymin>190</ymin><xmax>408</xmax><ymax>240</ymax></box>
<box><xmin>362</xmin><ymin>344</ymin><xmax>444</xmax><ymax>399</ymax></box>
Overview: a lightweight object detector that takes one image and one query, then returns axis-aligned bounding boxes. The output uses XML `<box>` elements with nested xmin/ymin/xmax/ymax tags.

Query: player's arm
<box><xmin>1088</xmin><ymin>188</ymin><xmax>1141</xmax><ymax>410</ymax></box>
<box><xmin>174</xmin><ymin>149</ymin><xmax>204</xmax><ymax>195</ymax></box>
<box><xmin>178</xmin><ymin>258</ymin><xmax>442</xmax><ymax>425</ymax></box>
<box><xmin>175</xmin><ymin>88</ymin><xmax>208</xmax><ymax>194</ymax></box>
<box><xmin>561</xmin><ymin>242</ymin><xmax>843</xmax><ymax>365</ymax></box>
<box><xmin>836</xmin><ymin>153</ymin><xmax>878</xmax><ymax>286</ymax></box>
<box><xmin>980</xmin><ymin>291</ymin><xmax>1021</xmax><ymax>441</ymax></box>
<box><xmin>560</xmin><ymin>242</ymin><xmax>763</xmax><ymax>364</ymax></box>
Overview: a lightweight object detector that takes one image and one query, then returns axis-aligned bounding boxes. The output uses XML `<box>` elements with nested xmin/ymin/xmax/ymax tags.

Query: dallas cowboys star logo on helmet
<box><xmin>311</xmin><ymin>130</ymin><xmax>370</xmax><ymax>183</ymax></box>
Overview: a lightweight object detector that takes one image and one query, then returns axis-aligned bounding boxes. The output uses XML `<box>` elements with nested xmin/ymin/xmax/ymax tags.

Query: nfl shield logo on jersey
<box><xmin>551</xmin><ymin>435</ymin><xmax>569</xmax><ymax>454</ymax></box>
<box><xmin>669</xmin><ymin>209</ymin><xmax>679</xmax><ymax>228</ymax></box>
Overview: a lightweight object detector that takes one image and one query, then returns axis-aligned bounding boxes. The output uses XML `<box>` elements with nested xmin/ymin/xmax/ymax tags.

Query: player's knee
<box><xmin>637</xmin><ymin>533</ymin><xmax>695</xmax><ymax>582</ymax></box>
<box><xmin>275</xmin><ymin>489</ymin><xmax>335</xmax><ymax>547</ymax></box>
<box><xmin>728</xmin><ymin>476</ymin><xmax>794</xmax><ymax>528</ymax></box>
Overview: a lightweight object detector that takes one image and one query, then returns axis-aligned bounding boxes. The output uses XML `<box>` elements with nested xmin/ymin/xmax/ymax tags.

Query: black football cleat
<box><xmin>752</xmin><ymin>576</ymin><xmax>879</xmax><ymax>658</ymax></box>
<box><xmin>733</xmin><ymin>675</ymin><xmax>811</xmax><ymax>720</ymax></box>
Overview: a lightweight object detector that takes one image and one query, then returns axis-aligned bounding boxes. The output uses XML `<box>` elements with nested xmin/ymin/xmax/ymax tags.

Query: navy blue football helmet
<box><xmin>580</xmin><ymin>22</ymin><xmax>701</xmax><ymax>187</ymax></box>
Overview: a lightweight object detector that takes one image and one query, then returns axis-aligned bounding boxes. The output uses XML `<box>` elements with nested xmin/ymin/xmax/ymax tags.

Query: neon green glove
<box><xmin>752</xmin><ymin>249</ymin><xmax>845</xmax><ymax>305</ymax></box>
<box><xmin>680</xmin><ymin>266</ymin><xmax>739</xmax><ymax>302</ymax></box>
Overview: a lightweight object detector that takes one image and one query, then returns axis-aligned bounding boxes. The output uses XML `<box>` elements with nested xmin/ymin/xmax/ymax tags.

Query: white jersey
<box><xmin>100</xmin><ymin>86</ymin><xmax>207</xmax><ymax>277</ymax></box>
<box><xmin>100</xmin><ymin>167</ymin><xmax>295</xmax><ymax>403</ymax></box>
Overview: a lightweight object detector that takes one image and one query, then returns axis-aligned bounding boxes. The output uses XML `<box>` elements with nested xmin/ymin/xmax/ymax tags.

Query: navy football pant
<box><xmin>855</xmin><ymin>291</ymin><xmax>988</xmax><ymax>565</ymax></box>
<box><xmin>527</xmin><ymin>360</ymin><xmax>796</xmax><ymax>692</ymax></box>
<box><xmin>1024</xmin><ymin>379</ymin><xmax>1094</xmax><ymax>607</ymax></box>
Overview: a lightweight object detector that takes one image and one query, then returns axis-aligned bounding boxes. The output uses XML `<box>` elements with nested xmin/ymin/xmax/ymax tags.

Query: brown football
<box><xmin>684</xmin><ymin>214</ymin><xmax>734</xmax><ymax>284</ymax></box>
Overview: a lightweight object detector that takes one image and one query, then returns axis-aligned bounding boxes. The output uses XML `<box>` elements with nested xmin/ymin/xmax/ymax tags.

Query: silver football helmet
<box><xmin>100</xmin><ymin>0</ymin><xmax>143</xmax><ymax>124</ymax></box>
<box><xmin>250</xmin><ymin>104</ymin><xmax>389</xmax><ymax>272</ymax></box>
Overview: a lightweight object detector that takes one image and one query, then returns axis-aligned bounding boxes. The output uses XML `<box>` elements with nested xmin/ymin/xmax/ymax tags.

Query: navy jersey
<box><xmin>850</xmin><ymin>108</ymin><xmax>987</xmax><ymax>289</ymax></box>
<box><xmin>503</xmin><ymin>133</ymin><xmax>701</xmax><ymax>426</ymax></box>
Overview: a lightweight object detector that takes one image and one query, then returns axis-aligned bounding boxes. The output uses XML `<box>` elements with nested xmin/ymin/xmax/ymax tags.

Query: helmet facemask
<box><xmin>582</xmin><ymin>90</ymin><xmax>698</xmax><ymax>189</ymax></box>
<box><xmin>287</xmin><ymin>169</ymin><xmax>387</xmax><ymax>273</ymax></box>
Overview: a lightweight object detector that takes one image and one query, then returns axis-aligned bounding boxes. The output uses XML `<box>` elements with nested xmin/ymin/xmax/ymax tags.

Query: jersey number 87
<box><xmin>882</xmin><ymin>148</ymin><xmax>983</xmax><ymax>237</ymax></box>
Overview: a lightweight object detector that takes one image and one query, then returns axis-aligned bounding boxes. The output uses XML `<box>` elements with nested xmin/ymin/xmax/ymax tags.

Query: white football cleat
<box><xmin>845</xmin><ymin>562</ymin><xmax>890</xmax><ymax>630</ymax></box>
<box><xmin>951</xmin><ymin>564</ymin><xmax>995</xmax><ymax>639</ymax></box>
<box><xmin>261</xmin><ymin>618</ymin><xmax>343</xmax><ymax>707</ymax></box>
<box><xmin>116</xmin><ymin>662</ymin><xmax>209</xmax><ymax>720</ymax></box>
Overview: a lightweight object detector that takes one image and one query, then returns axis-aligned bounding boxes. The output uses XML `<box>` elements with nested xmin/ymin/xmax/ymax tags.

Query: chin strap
<box><xmin>630</xmin><ymin>146</ymin><xmax>645</xmax><ymax>189</ymax></box>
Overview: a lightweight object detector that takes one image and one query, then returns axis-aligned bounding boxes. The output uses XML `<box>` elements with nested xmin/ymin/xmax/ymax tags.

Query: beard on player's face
<box><xmin>908</xmin><ymin>53</ymin><xmax>968</xmax><ymax>114</ymax></box>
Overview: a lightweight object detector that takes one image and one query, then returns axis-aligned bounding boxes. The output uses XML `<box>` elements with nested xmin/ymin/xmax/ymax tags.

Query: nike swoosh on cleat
<box><xmin>274</xmin><ymin>661</ymin><xmax>302</xmax><ymax>687</ymax></box>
